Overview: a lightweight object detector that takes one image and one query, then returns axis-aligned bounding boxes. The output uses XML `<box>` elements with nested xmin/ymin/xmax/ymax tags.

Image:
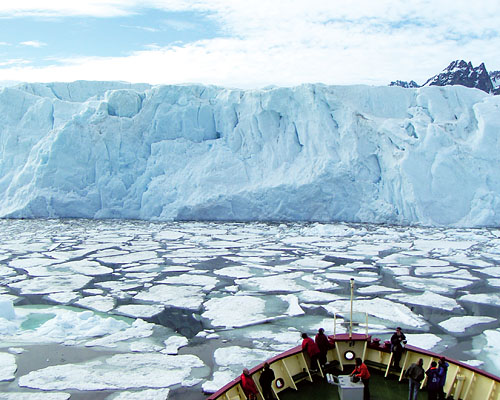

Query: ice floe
<box><xmin>106</xmin><ymin>388</ymin><xmax>170</xmax><ymax>400</ymax></box>
<box><xmin>439</xmin><ymin>316</ymin><xmax>497</xmax><ymax>334</ymax></box>
<box><xmin>386</xmin><ymin>291</ymin><xmax>461</xmax><ymax>311</ymax></box>
<box><xmin>202</xmin><ymin>296</ymin><xmax>268</xmax><ymax>328</ymax></box>
<box><xmin>134</xmin><ymin>285</ymin><xmax>205</xmax><ymax>310</ymax></box>
<box><xmin>18</xmin><ymin>353</ymin><xmax>206</xmax><ymax>390</ymax></box>
<box><xmin>0</xmin><ymin>352</ymin><xmax>17</xmax><ymax>381</ymax></box>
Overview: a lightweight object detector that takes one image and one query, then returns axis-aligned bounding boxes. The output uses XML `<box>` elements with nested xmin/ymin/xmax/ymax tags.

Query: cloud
<box><xmin>19</xmin><ymin>40</ymin><xmax>47</xmax><ymax>48</ymax></box>
<box><xmin>1</xmin><ymin>0</ymin><xmax>500</xmax><ymax>86</ymax></box>
<box><xmin>0</xmin><ymin>58</ymin><xmax>31</xmax><ymax>67</ymax></box>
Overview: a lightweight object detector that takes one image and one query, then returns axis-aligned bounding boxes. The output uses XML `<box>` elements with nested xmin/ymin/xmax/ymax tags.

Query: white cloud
<box><xmin>19</xmin><ymin>40</ymin><xmax>47</xmax><ymax>48</ymax></box>
<box><xmin>1</xmin><ymin>0</ymin><xmax>500</xmax><ymax>87</ymax></box>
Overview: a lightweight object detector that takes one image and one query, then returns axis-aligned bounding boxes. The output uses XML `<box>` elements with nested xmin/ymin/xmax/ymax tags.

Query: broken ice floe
<box><xmin>18</xmin><ymin>353</ymin><xmax>207</xmax><ymax>391</ymax></box>
<box><xmin>439</xmin><ymin>316</ymin><xmax>497</xmax><ymax>335</ymax></box>
<box><xmin>386</xmin><ymin>291</ymin><xmax>461</xmax><ymax>311</ymax></box>
<box><xmin>0</xmin><ymin>352</ymin><xmax>16</xmax><ymax>381</ymax></box>
<box><xmin>105</xmin><ymin>388</ymin><xmax>170</xmax><ymax>400</ymax></box>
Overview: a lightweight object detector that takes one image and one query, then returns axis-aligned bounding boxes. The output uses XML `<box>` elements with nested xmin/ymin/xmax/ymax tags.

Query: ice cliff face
<box><xmin>1</xmin><ymin>81</ymin><xmax>499</xmax><ymax>227</ymax></box>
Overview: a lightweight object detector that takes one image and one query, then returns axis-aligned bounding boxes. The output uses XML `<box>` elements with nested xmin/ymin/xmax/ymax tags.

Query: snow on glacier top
<box><xmin>0</xmin><ymin>81</ymin><xmax>499</xmax><ymax>227</ymax></box>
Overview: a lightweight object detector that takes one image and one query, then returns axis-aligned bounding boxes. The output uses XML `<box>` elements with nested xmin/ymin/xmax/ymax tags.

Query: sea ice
<box><xmin>134</xmin><ymin>285</ymin><xmax>205</xmax><ymax>310</ymax></box>
<box><xmin>18</xmin><ymin>353</ymin><xmax>206</xmax><ymax>391</ymax></box>
<box><xmin>106</xmin><ymin>388</ymin><xmax>171</xmax><ymax>400</ymax></box>
<box><xmin>114</xmin><ymin>304</ymin><xmax>165</xmax><ymax>318</ymax></box>
<box><xmin>235</xmin><ymin>272</ymin><xmax>307</xmax><ymax>292</ymax></box>
<box><xmin>202</xmin><ymin>296</ymin><xmax>268</xmax><ymax>328</ymax></box>
<box><xmin>459</xmin><ymin>293</ymin><xmax>500</xmax><ymax>306</ymax></box>
<box><xmin>386</xmin><ymin>291</ymin><xmax>461</xmax><ymax>311</ymax></box>
<box><xmin>322</xmin><ymin>298</ymin><xmax>427</xmax><ymax>329</ymax></box>
<box><xmin>439</xmin><ymin>316</ymin><xmax>496</xmax><ymax>334</ymax></box>
<box><xmin>76</xmin><ymin>295</ymin><xmax>115</xmax><ymax>313</ymax></box>
<box><xmin>163</xmin><ymin>335</ymin><xmax>189</xmax><ymax>355</ymax></box>
<box><xmin>404</xmin><ymin>333</ymin><xmax>442</xmax><ymax>350</ymax></box>
<box><xmin>0</xmin><ymin>352</ymin><xmax>16</xmax><ymax>381</ymax></box>
<box><xmin>9</xmin><ymin>275</ymin><xmax>93</xmax><ymax>294</ymax></box>
<box><xmin>0</xmin><ymin>394</ymin><xmax>70</xmax><ymax>399</ymax></box>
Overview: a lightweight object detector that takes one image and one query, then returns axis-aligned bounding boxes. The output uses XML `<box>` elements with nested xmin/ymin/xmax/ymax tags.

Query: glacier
<box><xmin>1</xmin><ymin>81</ymin><xmax>499</xmax><ymax>227</ymax></box>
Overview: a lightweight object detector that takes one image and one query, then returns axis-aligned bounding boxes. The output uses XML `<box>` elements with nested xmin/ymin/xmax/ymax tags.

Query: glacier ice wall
<box><xmin>1</xmin><ymin>81</ymin><xmax>499</xmax><ymax>227</ymax></box>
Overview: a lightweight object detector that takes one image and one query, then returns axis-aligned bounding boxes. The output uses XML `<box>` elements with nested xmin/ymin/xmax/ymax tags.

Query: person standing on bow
<box><xmin>426</xmin><ymin>361</ymin><xmax>441</xmax><ymax>400</ymax></box>
<box><xmin>437</xmin><ymin>356</ymin><xmax>449</xmax><ymax>400</ymax></box>
<box><xmin>301</xmin><ymin>332</ymin><xmax>320</xmax><ymax>372</ymax></box>
<box><xmin>240</xmin><ymin>368</ymin><xmax>258</xmax><ymax>400</ymax></box>
<box><xmin>391</xmin><ymin>326</ymin><xmax>407</xmax><ymax>369</ymax></box>
<box><xmin>350</xmin><ymin>357</ymin><xmax>371</xmax><ymax>400</ymax></box>
<box><xmin>405</xmin><ymin>358</ymin><xmax>425</xmax><ymax>400</ymax></box>
<box><xmin>315</xmin><ymin>328</ymin><xmax>330</xmax><ymax>368</ymax></box>
<box><xmin>259</xmin><ymin>362</ymin><xmax>275</xmax><ymax>400</ymax></box>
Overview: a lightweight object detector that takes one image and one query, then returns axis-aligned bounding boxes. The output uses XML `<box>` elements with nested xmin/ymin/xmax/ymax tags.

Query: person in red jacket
<box><xmin>350</xmin><ymin>357</ymin><xmax>370</xmax><ymax>400</ymax></box>
<box><xmin>301</xmin><ymin>332</ymin><xmax>321</xmax><ymax>371</ymax></box>
<box><xmin>240</xmin><ymin>368</ymin><xmax>258</xmax><ymax>400</ymax></box>
<box><xmin>315</xmin><ymin>328</ymin><xmax>330</xmax><ymax>368</ymax></box>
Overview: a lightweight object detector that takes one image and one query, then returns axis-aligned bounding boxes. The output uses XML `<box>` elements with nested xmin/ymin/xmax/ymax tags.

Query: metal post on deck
<box><xmin>349</xmin><ymin>278</ymin><xmax>354</xmax><ymax>339</ymax></box>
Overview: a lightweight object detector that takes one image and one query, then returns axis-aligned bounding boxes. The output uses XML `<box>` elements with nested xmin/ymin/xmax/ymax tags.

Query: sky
<box><xmin>1</xmin><ymin>0</ymin><xmax>500</xmax><ymax>88</ymax></box>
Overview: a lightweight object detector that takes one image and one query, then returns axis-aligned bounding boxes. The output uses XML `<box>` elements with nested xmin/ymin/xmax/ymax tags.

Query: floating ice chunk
<box><xmin>163</xmin><ymin>335</ymin><xmax>189</xmax><ymax>355</ymax></box>
<box><xmin>214</xmin><ymin>346</ymin><xmax>277</xmax><ymax>368</ymax></box>
<box><xmin>46</xmin><ymin>292</ymin><xmax>80</xmax><ymax>304</ymax></box>
<box><xmin>0</xmin><ymin>393</ymin><xmax>70</xmax><ymax>399</ymax></box>
<box><xmin>10</xmin><ymin>307</ymin><xmax>129</xmax><ymax>345</ymax></box>
<box><xmin>412</xmin><ymin>239</ymin><xmax>474</xmax><ymax>251</ymax></box>
<box><xmin>297</xmin><ymin>290</ymin><xmax>343</xmax><ymax>303</ymax></box>
<box><xmin>323</xmin><ymin>298</ymin><xmax>427</xmax><ymax>329</ymax></box>
<box><xmin>461</xmin><ymin>359</ymin><xmax>484</xmax><ymax>368</ymax></box>
<box><xmin>395</xmin><ymin>276</ymin><xmax>472</xmax><ymax>294</ymax></box>
<box><xmin>155</xmin><ymin>230</ymin><xmax>184</xmax><ymax>241</ymax></box>
<box><xmin>357</xmin><ymin>285</ymin><xmax>400</xmax><ymax>295</ymax></box>
<box><xmin>0</xmin><ymin>298</ymin><xmax>15</xmax><ymax>320</ymax></box>
<box><xmin>202</xmin><ymin>368</ymin><xmax>237</xmax><ymax>394</ymax></box>
<box><xmin>479</xmin><ymin>329</ymin><xmax>500</xmax><ymax>372</ymax></box>
<box><xmin>97</xmin><ymin>251</ymin><xmax>159</xmax><ymax>264</ymax></box>
<box><xmin>134</xmin><ymin>285</ymin><xmax>205</xmax><ymax>310</ymax></box>
<box><xmin>381</xmin><ymin>266</ymin><xmax>410</xmax><ymax>276</ymax></box>
<box><xmin>115</xmin><ymin>304</ymin><xmax>165</xmax><ymax>318</ymax></box>
<box><xmin>202</xmin><ymin>296</ymin><xmax>267</xmax><ymax>328</ymax></box>
<box><xmin>106</xmin><ymin>389</ymin><xmax>170</xmax><ymax>400</ymax></box>
<box><xmin>324</xmin><ymin>272</ymin><xmax>379</xmax><ymax>283</ymax></box>
<box><xmin>0</xmin><ymin>265</ymin><xmax>16</xmax><ymax>277</ymax></box>
<box><xmin>477</xmin><ymin>267</ymin><xmax>500</xmax><ymax>277</ymax></box>
<box><xmin>106</xmin><ymin>388</ymin><xmax>170</xmax><ymax>400</ymax></box>
<box><xmin>18</xmin><ymin>353</ymin><xmax>206</xmax><ymax>391</ymax></box>
<box><xmin>10</xmin><ymin>275</ymin><xmax>92</xmax><ymax>294</ymax></box>
<box><xmin>459</xmin><ymin>293</ymin><xmax>500</xmax><ymax>306</ymax></box>
<box><xmin>235</xmin><ymin>272</ymin><xmax>306</xmax><ymax>293</ymax></box>
<box><xmin>96</xmin><ymin>280</ymin><xmax>143</xmax><ymax>292</ymax></box>
<box><xmin>0</xmin><ymin>352</ymin><xmax>16</xmax><ymax>381</ymax></box>
<box><xmin>213</xmin><ymin>266</ymin><xmax>254</xmax><ymax>278</ymax></box>
<box><xmin>76</xmin><ymin>295</ymin><xmax>115</xmax><ymax>313</ymax></box>
<box><xmin>439</xmin><ymin>316</ymin><xmax>496</xmax><ymax>334</ymax></box>
<box><xmin>436</xmin><ymin>269</ymin><xmax>479</xmax><ymax>281</ymax></box>
<box><xmin>404</xmin><ymin>333</ymin><xmax>442</xmax><ymax>350</ymax></box>
<box><xmin>8</xmin><ymin>347</ymin><xmax>25</xmax><ymax>354</ymax></box>
<box><xmin>278</xmin><ymin>294</ymin><xmax>305</xmax><ymax>316</ymax></box>
<box><xmin>412</xmin><ymin>259</ymin><xmax>451</xmax><ymax>267</ymax></box>
<box><xmin>85</xmin><ymin>319</ymin><xmax>154</xmax><ymax>348</ymax></box>
<box><xmin>488</xmin><ymin>279</ymin><xmax>500</xmax><ymax>287</ymax></box>
<box><xmin>158</xmin><ymin>274</ymin><xmax>219</xmax><ymax>290</ymax></box>
<box><xmin>9</xmin><ymin>257</ymin><xmax>58</xmax><ymax>269</ymax></box>
<box><xmin>288</xmin><ymin>258</ymin><xmax>332</xmax><ymax>270</ymax></box>
<box><xmin>386</xmin><ymin>291</ymin><xmax>461</xmax><ymax>311</ymax></box>
<box><xmin>414</xmin><ymin>266</ymin><xmax>457</xmax><ymax>276</ymax></box>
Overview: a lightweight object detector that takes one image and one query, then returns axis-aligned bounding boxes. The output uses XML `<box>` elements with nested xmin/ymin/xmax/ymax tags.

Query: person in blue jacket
<box><xmin>437</xmin><ymin>356</ymin><xmax>449</xmax><ymax>400</ymax></box>
<box><xmin>426</xmin><ymin>361</ymin><xmax>440</xmax><ymax>400</ymax></box>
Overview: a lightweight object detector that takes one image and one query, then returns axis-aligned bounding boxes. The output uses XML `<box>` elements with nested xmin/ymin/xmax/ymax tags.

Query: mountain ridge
<box><xmin>390</xmin><ymin>60</ymin><xmax>499</xmax><ymax>94</ymax></box>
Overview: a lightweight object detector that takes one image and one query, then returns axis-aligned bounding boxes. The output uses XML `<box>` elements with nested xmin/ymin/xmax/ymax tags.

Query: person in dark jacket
<box><xmin>301</xmin><ymin>332</ymin><xmax>320</xmax><ymax>371</ymax></box>
<box><xmin>350</xmin><ymin>357</ymin><xmax>370</xmax><ymax>400</ymax></box>
<box><xmin>405</xmin><ymin>358</ymin><xmax>425</xmax><ymax>400</ymax></box>
<box><xmin>315</xmin><ymin>328</ymin><xmax>330</xmax><ymax>368</ymax></box>
<box><xmin>259</xmin><ymin>362</ymin><xmax>275</xmax><ymax>400</ymax></box>
<box><xmin>390</xmin><ymin>327</ymin><xmax>407</xmax><ymax>369</ymax></box>
<box><xmin>437</xmin><ymin>356</ymin><xmax>449</xmax><ymax>400</ymax></box>
<box><xmin>426</xmin><ymin>361</ymin><xmax>440</xmax><ymax>400</ymax></box>
<box><xmin>240</xmin><ymin>368</ymin><xmax>258</xmax><ymax>400</ymax></box>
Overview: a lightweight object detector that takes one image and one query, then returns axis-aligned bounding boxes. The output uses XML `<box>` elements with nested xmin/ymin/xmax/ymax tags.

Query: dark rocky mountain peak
<box><xmin>389</xmin><ymin>80</ymin><xmax>420</xmax><ymax>88</ymax></box>
<box><xmin>423</xmin><ymin>60</ymin><xmax>494</xmax><ymax>93</ymax></box>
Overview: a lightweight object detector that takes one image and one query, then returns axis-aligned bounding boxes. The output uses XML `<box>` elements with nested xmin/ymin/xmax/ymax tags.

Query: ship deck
<box><xmin>279</xmin><ymin>369</ymin><xmax>417</xmax><ymax>400</ymax></box>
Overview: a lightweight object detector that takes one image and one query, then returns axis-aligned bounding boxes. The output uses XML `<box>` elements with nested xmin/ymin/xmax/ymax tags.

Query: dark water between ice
<box><xmin>0</xmin><ymin>219</ymin><xmax>499</xmax><ymax>399</ymax></box>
